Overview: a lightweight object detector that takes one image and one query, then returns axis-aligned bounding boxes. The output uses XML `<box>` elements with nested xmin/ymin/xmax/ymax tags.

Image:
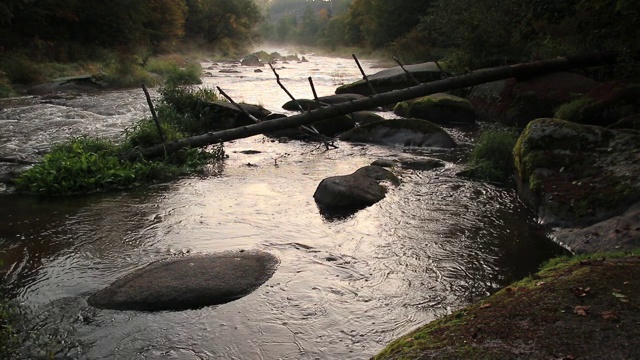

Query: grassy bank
<box><xmin>13</xmin><ymin>86</ymin><xmax>225</xmax><ymax>195</ymax></box>
<box><xmin>0</xmin><ymin>50</ymin><xmax>204</xmax><ymax>97</ymax></box>
<box><xmin>375</xmin><ymin>250</ymin><xmax>640</xmax><ymax>359</ymax></box>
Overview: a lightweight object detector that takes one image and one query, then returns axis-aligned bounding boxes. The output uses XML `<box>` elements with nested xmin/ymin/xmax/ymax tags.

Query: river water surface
<box><xmin>0</xmin><ymin>51</ymin><xmax>565</xmax><ymax>359</ymax></box>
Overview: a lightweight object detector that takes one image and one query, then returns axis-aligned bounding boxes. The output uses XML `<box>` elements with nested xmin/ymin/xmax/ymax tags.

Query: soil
<box><xmin>374</xmin><ymin>252</ymin><xmax>640</xmax><ymax>360</ymax></box>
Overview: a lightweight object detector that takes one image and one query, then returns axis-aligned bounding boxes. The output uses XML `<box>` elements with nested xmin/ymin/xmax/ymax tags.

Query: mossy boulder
<box><xmin>513</xmin><ymin>118</ymin><xmax>640</xmax><ymax>230</ymax></box>
<box><xmin>555</xmin><ymin>81</ymin><xmax>640</xmax><ymax>127</ymax></box>
<box><xmin>375</xmin><ymin>252</ymin><xmax>640</xmax><ymax>359</ymax></box>
<box><xmin>336</xmin><ymin>62</ymin><xmax>443</xmax><ymax>96</ymax></box>
<box><xmin>351</xmin><ymin>111</ymin><xmax>385</xmax><ymax>125</ymax></box>
<box><xmin>338</xmin><ymin>119</ymin><xmax>456</xmax><ymax>148</ymax></box>
<box><xmin>393</xmin><ymin>93</ymin><xmax>476</xmax><ymax>126</ymax></box>
<box><xmin>609</xmin><ymin>114</ymin><xmax>640</xmax><ymax>131</ymax></box>
<box><xmin>469</xmin><ymin>72</ymin><xmax>600</xmax><ymax>127</ymax></box>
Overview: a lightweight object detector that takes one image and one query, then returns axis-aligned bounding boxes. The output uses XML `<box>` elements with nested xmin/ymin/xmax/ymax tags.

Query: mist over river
<box><xmin>0</xmin><ymin>50</ymin><xmax>565</xmax><ymax>359</ymax></box>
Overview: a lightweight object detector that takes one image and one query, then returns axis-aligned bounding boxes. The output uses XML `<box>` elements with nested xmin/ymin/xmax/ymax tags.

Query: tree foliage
<box><xmin>0</xmin><ymin>0</ymin><xmax>261</xmax><ymax>57</ymax></box>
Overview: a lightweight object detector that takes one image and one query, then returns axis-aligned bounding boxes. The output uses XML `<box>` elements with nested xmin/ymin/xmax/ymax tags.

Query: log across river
<box><xmin>0</xmin><ymin>51</ymin><xmax>566</xmax><ymax>358</ymax></box>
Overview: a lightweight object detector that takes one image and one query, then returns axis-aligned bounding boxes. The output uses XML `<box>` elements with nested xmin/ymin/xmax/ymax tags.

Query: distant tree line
<box><xmin>0</xmin><ymin>0</ymin><xmax>261</xmax><ymax>60</ymax></box>
<box><xmin>260</xmin><ymin>0</ymin><xmax>639</xmax><ymax>75</ymax></box>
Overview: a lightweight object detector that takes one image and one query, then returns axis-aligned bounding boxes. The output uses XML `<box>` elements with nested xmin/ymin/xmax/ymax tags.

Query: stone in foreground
<box><xmin>88</xmin><ymin>251</ymin><xmax>279</xmax><ymax>311</ymax></box>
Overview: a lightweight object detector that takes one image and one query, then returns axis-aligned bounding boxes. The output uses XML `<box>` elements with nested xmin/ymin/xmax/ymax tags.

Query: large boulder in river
<box><xmin>88</xmin><ymin>251</ymin><xmax>279</xmax><ymax>311</ymax></box>
<box><xmin>469</xmin><ymin>72</ymin><xmax>600</xmax><ymax>127</ymax></box>
<box><xmin>241</xmin><ymin>54</ymin><xmax>263</xmax><ymax>67</ymax></box>
<box><xmin>394</xmin><ymin>93</ymin><xmax>476</xmax><ymax>126</ymax></box>
<box><xmin>314</xmin><ymin>165</ymin><xmax>399</xmax><ymax>210</ymax></box>
<box><xmin>514</xmin><ymin>118</ymin><xmax>640</xmax><ymax>231</ymax></box>
<box><xmin>338</xmin><ymin>119</ymin><xmax>456</xmax><ymax>148</ymax></box>
<box><xmin>336</xmin><ymin>62</ymin><xmax>444</xmax><ymax>96</ymax></box>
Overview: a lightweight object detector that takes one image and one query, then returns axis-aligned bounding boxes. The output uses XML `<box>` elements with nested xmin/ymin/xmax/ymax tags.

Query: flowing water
<box><xmin>0</xmin><ymin>51</ymin><xmax>566</xmax><ymax>359</ymax></box>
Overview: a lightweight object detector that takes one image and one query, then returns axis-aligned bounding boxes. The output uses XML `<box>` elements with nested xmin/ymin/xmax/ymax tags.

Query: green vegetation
<box><xmin>375</xmin><ymin>250</ymin><xmax>640</xmax><ymax>359</ymax></box>
<box><xmin>467</xmin><ymin>129</ymin><xmax>519</xmax><ymax>185</ymax></box>
<box><xmin>261</xmin><ymin>0</ymin><xmax>638</xmax><ymax>78</ymax></box>
<box><xmin>0</xmin><ymin>71</ymin><xmax>15</xmax><ymax>98</ymax></box>
<box><xmin>14</xmin><ymin>85</ymin><xmax>225</xmax><ymax>195</ymax></box>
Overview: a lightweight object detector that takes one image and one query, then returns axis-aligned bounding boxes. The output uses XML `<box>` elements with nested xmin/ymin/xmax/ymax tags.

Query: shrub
<box><xmin>163</xmin><ymin>62</ymin><xmax>202</xmax><ymax>86</ymax></box>
<box><xmin>0</xmin><ymin>71</ymin><xmax>16</xmax><ymax>98</ymax></box>
<box><xmin>468</xmin><ymin>129</ymin><xmax>519</xmax><ymax>185</ymax></box>
<box><xmin>0</xmin><ymin>52</ymin><xmax>45</xmax><ymax>84</ymax></box>
<box><xmin>100</xmin><ymin>54</ymin><xmax>157</xmax><ymax>88</ymax></box>
<box><xmin>14</xmin><ymin>85</ymin><xmax>225</xmax><ymax>195</ymax></box>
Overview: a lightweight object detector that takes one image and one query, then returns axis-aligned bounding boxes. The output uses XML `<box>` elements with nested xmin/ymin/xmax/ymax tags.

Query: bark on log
<box><xmin>129</xmin><ymin>52</ymin><xmax>615</xmax><ymax>160</ymax></box>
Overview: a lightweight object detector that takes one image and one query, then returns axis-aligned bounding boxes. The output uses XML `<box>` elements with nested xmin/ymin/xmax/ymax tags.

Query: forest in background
<box><xmin>0</xmin><ymin>0</ymin><xmax>638</xmax><ymax>92</ymax></box>
<box><xmin>262</xmin><ymin>0</ymin><xmax>638</xmax><ymax>76</ymax></box>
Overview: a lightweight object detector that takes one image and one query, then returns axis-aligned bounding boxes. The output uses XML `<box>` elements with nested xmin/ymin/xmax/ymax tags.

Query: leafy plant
<box><xmin>15</xmin><ymin>85</ymin><xmax>225</xmax><ymax>195</ymax></box>
<box><xmin>467</xmin><ymin>129</ymin><xmax>519</xmax><ymax>185</ymax></box>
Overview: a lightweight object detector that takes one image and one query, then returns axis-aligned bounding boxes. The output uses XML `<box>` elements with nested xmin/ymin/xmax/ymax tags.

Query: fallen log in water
<box><xmin>128</xmin><ymin>52</ymin><xmax>615</xmax><ymax>160</ymax></box>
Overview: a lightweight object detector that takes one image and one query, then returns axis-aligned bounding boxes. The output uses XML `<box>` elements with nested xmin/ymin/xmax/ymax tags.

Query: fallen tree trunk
<box><xmin>130</xmin><ymin>52</ymin><xmax>615</xmax><ymax>160</ymax></box>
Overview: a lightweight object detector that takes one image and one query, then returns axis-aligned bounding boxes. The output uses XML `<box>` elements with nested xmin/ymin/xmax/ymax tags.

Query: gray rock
<box><xmin>88</xmin><ymin>251</ymin><xmax>279</xmax><ymax>311</ymax></box>
<box><xmin>399</xmin><ymin>157</ymin><xmax>445</xmax><ymax>171</ymax></box>
<box><xmin>336</xmin><ymin>62</ymin><xmax>444</xmax><ymax>96</ymax></box>
<box><xmin>371</xmin><ymin>159</ymin><xmax>397</xmax><ymax>168</ymax></box>
<box><xmin>338</xmin><ymin>119</ymin><xmax>456</xmax><ymax>148</ymax></box>
<box><xmin>351</xmin><ymin>111</ymin><xmax>385</xmax><ymax>126</ymax></box>
<box><xmin>241</xmin><ymin>54</ymin><xmax>263</xmax><ymax>67</ymax></box>
<box><xmin>313</xmin><ymin>166</ymin><xmax>399</xmax><ymax>209</ymax></box>
<box><xmin>469</xmin><ymin>72</ymin><xmax>600</xmax><ymax>127</ymax></box>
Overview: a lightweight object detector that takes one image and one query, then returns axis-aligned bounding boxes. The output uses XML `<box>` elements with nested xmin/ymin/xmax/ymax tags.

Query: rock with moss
<box><xmin>555</xmin><ymin>81</ymin><xmax>640</xmax><ymax>128</ymax></box>
<box><xmin>336</xmin><ymin>62</ymin><xmax>443</xmax><ymax>96</ymax></box>
<box><xmin>469</xmin><ymin>72</ymin><xmax>600</xmax><ymax>127</ymax></box>
<box><xmin>394</xmin><ymin>93</ymin><xmax>476</xmax><ymax>126</ymax></box>
<box><xmin>375</xmin><ymin>252</ymin><xmax>640</xmax><ymax>359</ymax></box>
<box><xmin>338</xmin><ymin>119</ymin><xmax>456</xmax><ymax>148</ymax></box>
<box><xmin>351</xmin><ymin>111</ymin><xmax>385</xmax><ymax>125</ymax></box>
<box><xmin>313</xmin><ymin>165</ymin><xmax>399</xmax><ymax>210</ymax></box>
<box><xmin>513</xmin><ymin>118</ymin><xmax>640</xmax><ymax>230</ymax></box>
<box><xmin>609</xmin><ymin>114</ymin><xmax>640</xmax><ymax>131</ymax></box>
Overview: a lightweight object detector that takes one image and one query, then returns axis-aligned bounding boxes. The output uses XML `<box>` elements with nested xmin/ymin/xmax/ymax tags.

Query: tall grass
<box><xmin>468</xmin><ymin>129</ymin><xmax>519</xmax><ymax>185</ymax></box>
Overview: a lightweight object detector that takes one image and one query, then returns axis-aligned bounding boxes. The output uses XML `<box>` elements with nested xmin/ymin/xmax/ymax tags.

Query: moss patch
<box><xmin>513</xmin><ymin>118</ymin><xmax>640</xmax><ymax>224</ymax></box>
<box><xmin>375</xmin><ymin>251</ymin><xmax>640</xmax><ymax>360</ymax></box>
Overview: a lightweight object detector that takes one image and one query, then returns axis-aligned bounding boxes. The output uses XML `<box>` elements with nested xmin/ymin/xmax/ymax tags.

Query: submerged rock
<box><xmin>338</xmin><ymin>119</ymin><xmax>456</xmax><ymax>148</ymax></box>
<box><xmin>88</xmin><ymin>251</ymin><xmax>279</xmax><ymax>311</ymax></box>
<box><xmin>313</xmin><ymin>165</ymin><xmax>399</xmax><ymax>210</ymax></box>
<box><xmin>394</xmin><ymin>93</ymin><xmax>476</xmax><ymax>126</ymax></box>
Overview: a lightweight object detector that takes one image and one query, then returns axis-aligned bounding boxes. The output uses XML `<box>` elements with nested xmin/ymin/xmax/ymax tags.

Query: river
<box><xmin>0</xmin><ymin>51</ymin><xmax>565</xmax><ymax>359</ymax></box>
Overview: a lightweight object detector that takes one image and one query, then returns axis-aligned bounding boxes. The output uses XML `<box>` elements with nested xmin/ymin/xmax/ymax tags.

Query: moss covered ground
<box><xmin>375</xmin><ymin>251</ymin><xmax>640</xmax><ymax>360</ymax></box>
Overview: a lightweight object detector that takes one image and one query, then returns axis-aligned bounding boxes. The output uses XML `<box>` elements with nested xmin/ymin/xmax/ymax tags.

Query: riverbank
<box><xmin>375</xmin><ymin>250</ymin><xmax>640</xmax><ymax>359</ymax></box>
